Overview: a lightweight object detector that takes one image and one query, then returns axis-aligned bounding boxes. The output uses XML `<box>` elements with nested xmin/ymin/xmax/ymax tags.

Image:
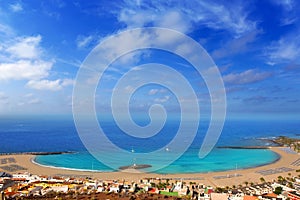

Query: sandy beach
<box><xmin>0</xmin><ymin>147</ymin><xmax>299</xmax><ymax>187</ymax></box>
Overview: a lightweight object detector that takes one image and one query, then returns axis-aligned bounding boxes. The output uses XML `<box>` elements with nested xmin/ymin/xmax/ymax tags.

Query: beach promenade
<box><xmin>0</xmin><ymin>147</ymin><xmax>299</xmax><ymax>187</ymax></box>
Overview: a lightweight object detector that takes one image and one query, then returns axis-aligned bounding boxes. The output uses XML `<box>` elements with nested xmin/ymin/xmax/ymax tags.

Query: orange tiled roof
<box><xmin>244</xmin><ymin>195</ymin><xmax>259</xmax><ymax>200</ymax></box>
<box><xmin>263</xmin><ymin>193</ymin><xmax>278</xmax><ymax>198</ymax></box>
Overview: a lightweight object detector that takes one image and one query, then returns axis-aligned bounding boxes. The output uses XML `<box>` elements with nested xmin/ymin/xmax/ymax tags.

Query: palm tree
<box><xmin>287</xmin><ymin>182</ymin><xmax>294</xmax><ymax>189</ymax></box>
<box><xmin>244</xmin><ymin>181</ymin><xmax>248</xmax><ymax>187</ymax></box>
<box><xmin>215</xmin><ymin>187</ymin><xmax>224</xmax><ymax>193</ymax></box>
<box><xmin>166</xmin><ymin>179</ymin><xmax>170</xmax><ymax>186</ymax></box>
<box><xmin>260</xmin><ymin>177</ymin><xmax>265</xmax><ymax>183</ymax></box>
<box><xmin>277</xmin><ymin>176</ymin><xmax>285</xmax><ymax>184</ymax></box>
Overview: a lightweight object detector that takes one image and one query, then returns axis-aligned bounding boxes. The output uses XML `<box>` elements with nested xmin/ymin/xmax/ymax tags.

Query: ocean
<box><xmin>0</xmin><ymin>116</ymin><xmax>299</xmax><ymax>174</ymax></box>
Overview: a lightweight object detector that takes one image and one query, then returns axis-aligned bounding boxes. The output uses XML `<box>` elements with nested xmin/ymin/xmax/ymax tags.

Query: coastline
<box><xmin>0</xmin><ymin>151</ymin><xmax>75</xmax><ymax>156</ymax></box>
<box><xmin>31</xmin><ymin>147</ymin><xmax>281</xmax><ymax>174</ymax></box>
<box><xmin>0</xmin><ymin>147</ymin><xmax>299</xmax><ymax>187</ymax></box>
<box><xmin>31</xmin><ymin>157</ymin><xmax>108</xmax><ymax>173</ymax></box>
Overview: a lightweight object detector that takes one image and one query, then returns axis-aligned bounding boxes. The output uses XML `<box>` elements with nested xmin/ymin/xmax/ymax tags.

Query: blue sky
<box><xmin>0</xmin><ymin>0</ymin><xmax>299</xmax><ymax>119</ymax></box>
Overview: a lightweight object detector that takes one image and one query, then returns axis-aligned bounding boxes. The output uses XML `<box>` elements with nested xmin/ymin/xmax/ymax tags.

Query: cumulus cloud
<box><xmin>85</xmin><ymin>0</ymin><xmax>257</xmax><ymax>73</ymax></box>
<box><xmin>84</xmin><ymin>29</ymin><xmax>152</xmax><ymax>72</ymax></box>
<box><xmin>6</xmin><ymin>35</ymin><xmax>42</xmax><ymax>59</ymax></box>
<box><xmin>26</xmin><ymin>79</ymin><xmax>63</xmax><ymax>91</ymax></box>
<box><xmin>0</xmin><ymin>60</ymin><xmax>52</xmax><ymax>81</ymax></box>
<box><xmin>61</xmin><ymin>78</ymin><xmax>74</xmax><ymax>86</ymax></box>
<box><xmin>26</xmin><ymin>79</ymin><xmax>73</xmax><ymax>91</ymax></box>
<box><xmin>0</xmin><ymin>34</ymin><xmax>73</xmax><ymax>92</ymax></box>
<box><xmin>223</xmin><ymin>69</ymin><xmax>273</xmax><ymax>84</ymax></box>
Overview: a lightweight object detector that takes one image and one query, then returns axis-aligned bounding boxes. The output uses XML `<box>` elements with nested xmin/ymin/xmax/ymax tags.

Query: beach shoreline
<box><xmin>32</xmin><ymin>149</ymin><xmax>281</xmax><ymax>174</ymax></box>
<box><xmin>0</xmin><ymin>147</ymin><xmax>299</xmax><ymax>187</ymax></box>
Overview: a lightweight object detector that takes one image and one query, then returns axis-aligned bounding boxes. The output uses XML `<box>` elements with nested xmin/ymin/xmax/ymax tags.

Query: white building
<box><xmin>51</xmin><ymin>185</ymin><xmax>69</xmax><ymax>193</ymax></box>
<box><xmin>109</xmin><ymin>185</ymin><xmax>120</xmax><ymax>193</ymax></box>
<box><xmin>271</xmin><ymin>183</ymin><xmax>296</xmax><ymax>192</ymax></box>
<box><xmin>12</xmin><ymin>172</ymin><xmax>31</xmax><ymax>180</ymax></box>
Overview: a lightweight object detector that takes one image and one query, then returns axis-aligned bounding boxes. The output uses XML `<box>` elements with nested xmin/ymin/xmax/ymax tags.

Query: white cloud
<box><xmin>17</xmin><ymin>98</ymin><xmax>41</xmax><ymax>106</ymax></box>
<box><xmin>117</xmin><ymin>1</ymin><xmax>256</xmax><ymax>37</ymax></box>
<box><xmin>148</xmin><ymin>88</ymin><xmax>166</xmax><ymax>95</ymax></box>
<box><xmin>119</xmin><ymin>9</ymin><xmax>190</xmax><ymax>33</ymax></box>
<box><xmin>0</xmin><ymin>60</ymin><xmax>52</xmax><ymax>81</ymax></box>
<box><xmin>93</xmin><ymin>28</ymin><xmax>197</xmax><ymax>70</ymax></box>
<box><xmin>269</xmin><ymin>0</ymin><xmax>297</xmax><ymax>26</ymax></box>
<box><xmin>23</xmin><ymin>94</ymin><xmax>42</xmax><ymax>105</ymax></box>
<box><xmin>57</xmin><ymin>58</ymin><xmax>81</xmax><ymax>68</ymax></box>
<box><xmin>6</xmin><ymin>35</ymin><xmax>42</xmax><ymax>59</ymax></box>
<box><xmin>149</xmin><ymin>89</ymin><xmax>159</xmax><ymax>95</ymax></box>
<box><xmin>76</xmin><ymin>35</ymin><xmax>96</xmax><ymax>48</ymax></box>
<box><xmin>0</xmin><ymin>33</ymin><xmax>72</xmax><ymax>91</ymax></box>
<box><xmin>271</xmin><ymin>0</ymin><xmax>294</xmax><ymax>10</ymax></box>
<box><xmin>24</xmin><ymin>93</ymin><xmax>33</xmax><ymax>98</ymax></box>
<box><xmin>0</xmin><ymin>23</ymin><xmax>14</xmax><ymax>36</ymax></box>
<box><xmin>189</xmin><ymin>1</ymin><xmax>256</xmax><ymax>36</ymax></box>
<box><xmin>92</xmin><ymin>29</ymin><xmax>151</xmax><ymax>68</ymax></box>
<box><xmin>61</xmin><ymin>78</ymin><xmax>74</xmax><ymax>86</ymax></box>
<box><xmin>10</xmin><ymin>3</ymin><xmax>23</xmax><ymax>12</ymax></box>
<box><xmin>124</xmin><ymin>85</ymin><xmax>134</xmax><ymax>93</ymax></box>
<box><xmin>266</xmin><ymin>33</ymin><xmax>300</xmax><ymax>64</ymax></box>
<box><xmin>26</xmin><ymin>78</ymin><xmax>73</xmax><ymax>91</ymax></box>
<box><xmin>223</xmin><ymin>69</ymin><xmax>273</xmax><ymax>84</ymax></box>
<box><xmin>118</xmin><ymin>9</ymin><xmax>154</xmax><ymax>29</ymax></box>
<box><xmin>26</xmin><ymin>79</ymin><xmax>63</xmax><ymax>91</ymax></box>
<box><xmin>157</xmin><ymin>11</ymin><xmax>191</xmax><ymax>33</ymax></box>
<box><xmin>154</xmin><ymin>95</ymin><xmax>170</xmax><ymax>103</ymax></box>
<box><xmin>28</xmin><ymin>98</ymin><xmax>41</xmax><ymax>104</ymax></box>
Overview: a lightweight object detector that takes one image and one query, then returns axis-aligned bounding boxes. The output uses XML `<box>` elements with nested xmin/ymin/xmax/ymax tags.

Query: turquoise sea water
<box><xmin>35</xmin><ymin>148</ymin><xmax>279</xmax><ymax>174</ymax></box>
<box><xmin>0</xmin><ymin>117</ymin><xmax>299</xmax><ymax>174</ymax></box>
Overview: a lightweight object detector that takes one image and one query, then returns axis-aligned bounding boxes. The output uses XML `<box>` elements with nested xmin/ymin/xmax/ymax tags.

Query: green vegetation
<box><xmin>275</xmin><ymin>136</ymin><xmax>300</xmax><ymax>152</ymax></box>
<box><xmin>157</xmin><ymin>182</ymin><xmax>167</xmax><ymax>190</ymax></box>
<box><xmin>215</xmin><ymin>187</ymin><xmax>225</xmax><ymax>193</ymax></box>
<box><xmin>159</xmin><ymin>191</ymin><xmax>179</xmax><ymax>196</ymax></box>
<box><xmin>274</xmin><ymin>186</ymin><xmax>282</xmax><ymax>195</ymax></box>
